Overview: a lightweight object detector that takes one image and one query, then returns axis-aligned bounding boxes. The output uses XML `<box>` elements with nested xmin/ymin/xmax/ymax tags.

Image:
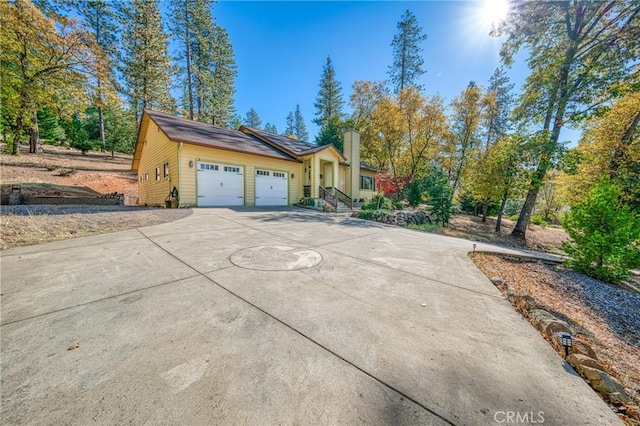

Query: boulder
<box><xmin>566</xmin><ymin>354</ymin><xmax>607</xmax><ymax>373</ymax></box>
<box><xmin>579</xmin><ymin>366</ymin><xmax>630</xmax><ymax>405</ymax></box>
<box><xmin>529</xmin><ymin>309</ymin><xmax>558</xmax><ymax>332</ymax></box>
<box><xmin>491</xmin><ymin>277</ymin><xmax>506</xmax><ymax>286</ymax></box>
<box><xmin>542</xmin><ymin>319</ymin><xmax>572</xmax><ymax>338</ymax></box>
<box><xmin>508</xmin><ymin>294</ymin><xmax>537</xmax><ymax>312</ymax></box>
<box><xmin>571</xmin><ymin>339</ymin><xmax>598</xmax><ymax>359</ymax></box>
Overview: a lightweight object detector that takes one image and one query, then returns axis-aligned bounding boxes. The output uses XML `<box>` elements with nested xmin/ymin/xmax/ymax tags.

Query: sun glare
<box><xmin>481</xmin><ymin>0</ymin><xmax>509</xmax><ymax>27</ymax></box>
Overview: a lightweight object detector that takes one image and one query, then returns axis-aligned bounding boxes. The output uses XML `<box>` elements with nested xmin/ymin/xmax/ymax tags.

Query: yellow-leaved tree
<box><xmin>1</xmin><ymin>0</ymin><xmax>97</xmax><ymax>154</ymax></box>
<box><xmin>558</xmin><ymin>91</ymin><xmax>640</xmax><ymax>212</ymax></box>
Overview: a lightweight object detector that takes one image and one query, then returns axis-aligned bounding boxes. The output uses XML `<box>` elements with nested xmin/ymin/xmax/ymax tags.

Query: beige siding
<box><xmin>179</xmin><ymin>145</ymin><xmax>303</xmax><ymax>206</ymax></box>
<box><xmin>359</xmin><ymin>169</ymin><xmax>377</xmax><ymax>200</ymax></box>
<box><xmin>137</xmin><ymin>120</ymin><xmax>179</xmax><ymax>206</ymax></box>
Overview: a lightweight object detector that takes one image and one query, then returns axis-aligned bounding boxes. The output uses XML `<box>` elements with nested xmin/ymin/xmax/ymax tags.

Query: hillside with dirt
<box><xmin>1</xmin><ymin>144</ymin><xmax>138</xmax><ymax>204</ymax></box>
<box><xmin>1</xmin><ymin>144</ymin><xmax>192</xmax><ymax>250</ymax></box>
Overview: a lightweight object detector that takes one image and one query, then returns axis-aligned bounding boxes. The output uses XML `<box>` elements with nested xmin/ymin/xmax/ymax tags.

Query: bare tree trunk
<box><xmin>511</xmin><ymin>39</ymin><xmax>576</xmax><ymax>240</ymax></box>
<box><xmin>29</xmin><ymin>110</ymin><xmax>42</xmax><ymax>153</ymax></box>
<box><xmin>12</xmin><ymin>113</ymin><xmax>23</xmax><ymax>155</ymax></box>
<box><xmin>98</xmin><ymin>106</ymin><xmax>106</xmax><ymax>152</ymax></box>
<box><xmin>495</xmin><ymin>193</ymin><xmax>508</xmax><ymax>234</ymax></box>
<box><xmin>481</xmin><ymin>201</ymin><xmax>488</xmax><ymax>223</ymax></box>
<box><xmin>185</xmin><ymin>1</ymin><xmax>194</xmax><ymax>120</ymax></box>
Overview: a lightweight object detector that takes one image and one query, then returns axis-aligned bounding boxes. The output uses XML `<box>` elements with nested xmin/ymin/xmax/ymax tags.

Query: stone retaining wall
<box><xmin>1</xmin><ymin>195</ymin><xmax>124</xmax><ymax>206</ymax></box>
<box><xmin>355</xmin><ymin>210</ymin><xmax>432</xmax><ymax>227</ymax></box>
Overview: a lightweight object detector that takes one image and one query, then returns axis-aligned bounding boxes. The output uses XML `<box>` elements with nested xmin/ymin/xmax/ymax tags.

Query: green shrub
<box><xmin>426</xmin><ymin>175</ymin><xmax>454</xmax><ymax>226</ymax></box>
<box><xmin>407</xmin><ymin>166</ymin><xmax>456</xmax><ymax>226</ymax></box>
<box><xmin>530</xmin><ymin>214</ymin><xmax>546</xmax><ymax>226</ymax></box>
<box><xmin>508</xmin><ymin>214</ymin><xmax>519</xmax><ymax>221</ymax></box>
<box><xmin>406</xmin><ymin>179</ymin><xmax>425</xmax><ymax>207</ymax></box>
<box><xmin>71</xmin><ymin>138</ymin><xmax>96</xmax><ymax>155</ymax></box>
<box><xmin>362</xmin><ymin>193</ymin><xmax>394</xmax><ymax>211</ymax></box>
<box><xmin>562</xmin><ymin>178</ymin><xmax>640</xmax><ymax>283</ymax></box>
<box><xmin>458</xmin><ymin>191</ymin><xmax>477</xmax><ymax>214</ymax></box>
<box><xmin>356</xmin><ymin>210</ymin><xmax>374</xmax><ymax>220</ymax></box>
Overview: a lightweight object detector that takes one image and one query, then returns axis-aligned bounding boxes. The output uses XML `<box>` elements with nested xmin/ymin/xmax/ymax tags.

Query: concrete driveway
<box><xmin>0</xmin><ymin>208</ymin><xmax>620</xmax><ymax>425</ymax></box>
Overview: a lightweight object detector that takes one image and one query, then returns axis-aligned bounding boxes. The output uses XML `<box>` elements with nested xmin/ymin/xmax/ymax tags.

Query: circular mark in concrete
<box><xmin>230</xmin><ymin>246</ymin><xmax>322</xmax><ymax>271</ymax></box>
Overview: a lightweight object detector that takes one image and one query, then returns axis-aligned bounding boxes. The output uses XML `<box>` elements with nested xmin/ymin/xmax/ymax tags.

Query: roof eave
<box><xmin>131</xmin><ymin>111</ymin><xmax>150</xmax><ymax>172</ymax></box>
<box><xmin>176</xmin><ymin>139</ymin><xmax>301</xmax><ymax>163</ymax></box>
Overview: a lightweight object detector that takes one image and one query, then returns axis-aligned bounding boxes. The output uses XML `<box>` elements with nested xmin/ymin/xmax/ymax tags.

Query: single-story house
<box><xmin>131</xmin><ymin>110</ymin><xmax>377</xmax><ymax>208</ymax></box>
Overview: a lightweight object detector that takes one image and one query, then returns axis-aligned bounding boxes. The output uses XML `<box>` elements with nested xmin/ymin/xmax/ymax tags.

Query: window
<box><xmin>273</xmin><ymin>172</ymin><xmax>286</xmax><ymax>178</ymax></box>
<box><xmin>224</xmin><ymin>166</ymin><xmax>240</xmax><ymax>173</ymax></box>
<box><xmin>360</xmin><ymin>176</ymin><xmax>374</xmax><ymax>191</ymax></box>
<box><xmin>163</xmin><ymin>162</ymin><xmax>169</xmax><ymax>178</ymax></box>
<box><xmin>256</xmin><ymin>170</ymin><xmax>270</xmax><ymax>176</ymax></box>
<box><xmin>200</xmin><ymin>163</ymin><xmax>218</xmax><ymax>171</ymax></box>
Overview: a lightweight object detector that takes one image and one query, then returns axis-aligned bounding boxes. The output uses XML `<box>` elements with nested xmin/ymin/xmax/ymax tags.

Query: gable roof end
<box><xmin>240</xmin><ymin>126</ymin><xmax>346</xmax><ymax>161</ymax></box>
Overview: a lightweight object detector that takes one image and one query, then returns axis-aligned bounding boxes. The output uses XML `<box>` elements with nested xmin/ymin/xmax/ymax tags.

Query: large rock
<box><xmin>529</xmin><ymin>309</ymin><xmax>558</xmax><ymax>332</ymax></box>
<box><xmin>542</xmin><ymin>319</ymin><xmax>572</xmax><ymax>338</ymax></box>
<box><xmin>508</xmin><ymin>294</ymin><xmax>537</xmax><ymax>312</ymax></box>
<box><xmin>566</xmin><ymin>354</ymin><xmax>607</xmax><ymax>373</ymax></box>
<box><xmin>571</xmin><ymin>339</ymin><xmax>598</xmax><ymax>359</ymax></box>
<box><xmin>579</xmin><ymin>366</ymin><xmax>630</xmax><ymax>405</ymax></box>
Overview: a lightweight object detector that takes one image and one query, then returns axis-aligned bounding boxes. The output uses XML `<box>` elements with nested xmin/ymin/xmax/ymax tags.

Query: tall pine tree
<box><xmin>283</xmin><ymin>111</ymin><xmax>295</xmax><ymax>137</ymax></box>
<box><xmin>121</xmin><ymin>0</ymin><xmax>174</xmax><ymax>122</ymax></box>
<box><xmin>202</xmin><ymin>24</ymin><xmax>237</xmax><ymax>126</ymax></box>
<box><xmin>483</xmin><ymin>67</ymin><xmax>513</xmax><ymax>148</ymax></box>
<box><xmin>264</xmin><ymin>122</ymin><xmax>278</xmax><ymax>134</ymax></box>
<box><xmin>314</xmin><ymin>56</ymin><xmax>344</xmax><ymax>147</ymax></box>
<box><xmin>76</xmin><ymin>0</ymin><xmax>120</xmax><ymax>152</ymax></box>
<box><xmin>314</xmin><ymin>56</ymin><xmax>344</xmax><ymax>127</ymax></box>
<box><xmin>243</xmin><ymin>108</ymin><xmax>262</xmax><ymax>128</ymax></box>
<box><xmin>169</xmin><ymin>0</ymin><xmax>237</xmax><ymax>126</ymax></box>
<box><xmin>388</xmin><ymin>10</ymin><xmax>428</xmax><ymax>95</ymax></box>
<box><xmin>294</xmin><ymin>104</ymin><xmax>309</xmax><ymax>141</ymax></box>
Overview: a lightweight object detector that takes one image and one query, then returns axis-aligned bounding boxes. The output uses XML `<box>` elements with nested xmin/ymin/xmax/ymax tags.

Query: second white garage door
<box><xmin>197</xmin><ymin>162</ymin><xmax>244</xmax><ymax>206</ymax></box>
<box><xmin>255</xmin><ymin>169</ymin><xmax>288</xmax><ymax>206</ymax></box>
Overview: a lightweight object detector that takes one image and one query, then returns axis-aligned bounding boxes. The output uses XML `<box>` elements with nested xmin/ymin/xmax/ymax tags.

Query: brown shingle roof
<box><xmin>240</xmin><ymin>126</ymin><xmax>317</xmax><ymax>155</ymax></box>
<box><xmin>145</xmin><ymin>110</ymin><xmax>298</xmax><ymax>162</ymax></box>
<box><xmin>360</xmin><ymin>162</ymin><xmax>378</xmax><ymax>172</ymax></box>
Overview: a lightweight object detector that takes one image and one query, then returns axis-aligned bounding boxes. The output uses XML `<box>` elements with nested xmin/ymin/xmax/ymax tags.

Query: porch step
<box><xmin>336</xmin><ymin>201</ymin><xmax>352</xmax><ymax>212</ymax></box>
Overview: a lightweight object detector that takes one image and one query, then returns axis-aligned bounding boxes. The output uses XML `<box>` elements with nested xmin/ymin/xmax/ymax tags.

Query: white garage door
<box><xmin>197</xmin><ymin>162</ymin><xmax>244</xmax><ymax>206</ymax></box>
<box><xmin>255</xmin><ymin>169</ymin><xmax>288</xmax><ymax>206</ymax></box>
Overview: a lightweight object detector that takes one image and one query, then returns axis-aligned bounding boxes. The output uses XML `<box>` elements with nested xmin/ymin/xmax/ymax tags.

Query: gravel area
<box><xmin>1</xmin><ymin>204</ymin><xmax>152</xmax><ymax>216</ymax></box>
<box><xmin>1</xmin><ymin>206</ymin><xmax>192</xmax><ymax>250</ymax></box>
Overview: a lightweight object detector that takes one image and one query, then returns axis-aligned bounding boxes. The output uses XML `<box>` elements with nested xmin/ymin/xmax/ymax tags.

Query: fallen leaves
<box><xmin>471</xmin><ymin>252</ymin><xmax>640</xmax><ymax>425</ymax></box>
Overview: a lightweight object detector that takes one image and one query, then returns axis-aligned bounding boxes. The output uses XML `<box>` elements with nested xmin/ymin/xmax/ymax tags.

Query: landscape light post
<box><xmin>560</xmin><ymin>333</ymin><xmax>573</xmax><ymax>358</ymax></box>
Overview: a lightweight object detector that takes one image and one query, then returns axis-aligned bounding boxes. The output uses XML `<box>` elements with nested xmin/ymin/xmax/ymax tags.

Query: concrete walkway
<box><xmin>0</xmin><ymin>208</ymin><xmax>621</xmax><ymax>425</ymax></box>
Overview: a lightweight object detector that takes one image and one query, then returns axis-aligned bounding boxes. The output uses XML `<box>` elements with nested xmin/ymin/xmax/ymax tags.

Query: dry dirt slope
<box><xmin>1</xmin><ymin>144</ymin><xmax>138</xmax><ymax>204</ymax></box>
<box><xmin>1</xmin><ymin>144</ymin><xmax>191</xmax><ymax>249</ymax></box>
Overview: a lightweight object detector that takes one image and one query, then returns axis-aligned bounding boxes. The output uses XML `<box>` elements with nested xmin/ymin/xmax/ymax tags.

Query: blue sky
<box><xmin>200</xmin><ymin>1</ymin><xmax>580</xmax><ymax>144</ymax></box>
